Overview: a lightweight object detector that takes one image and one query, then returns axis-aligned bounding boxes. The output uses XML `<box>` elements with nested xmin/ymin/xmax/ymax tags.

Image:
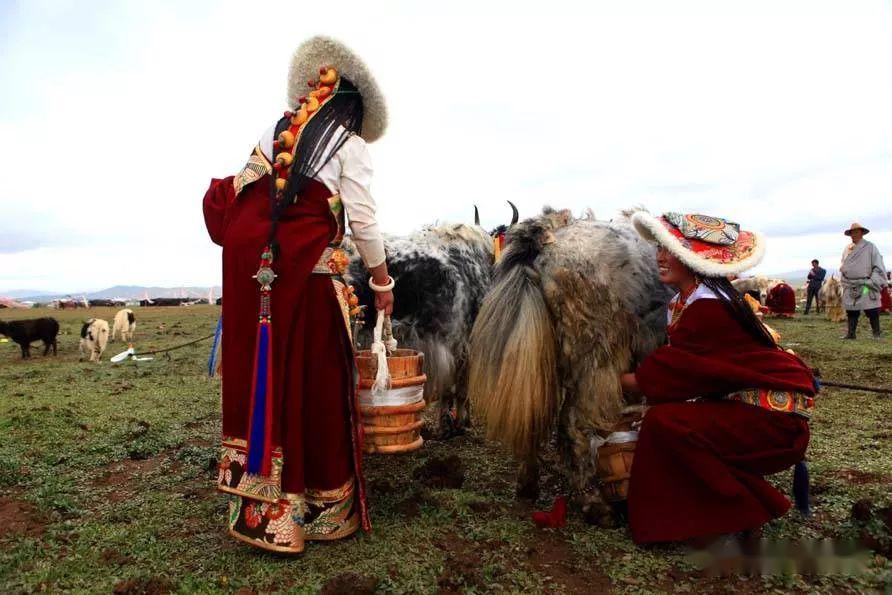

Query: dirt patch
<box><xmin>393</xmin><ymin>489</ymin><xmax>428</xmax><ymax>519</ymax></box>
<box><xmin>435</xmin><ymin>533</ymin><xmax>485</xmax><ymax>594</ymax></box>
<box><xmin>101</xmin><ymin>548</ymin><xmax>134</xmax><ymax>566</ymax></box>
<box><xmin>318</xmin><ymin>572</ymin><xmax>378</xmax><ymax>595</ymax></box>
<box><xmin>0</xmin><ymin>496</ymin><xmax>46</xmax><ymax>539</ymax></box>
<box><xmin>368</xmin><ymin>476</ymin><xmax>396</xmax><ymax>494</ymax></box>
<box><xmin>95</xmin><ymin>456</ymin><xmax>166</xmax><ymax>488</ymax></box>
<box><xmin>413</xmin><ymin>454</ymin><xmax>465</xmax><ymax>489</ymax></box>
<box><xmin>112</xmin><ymin>576</ymin><xmax>175</xmax><ymax>594</ymax></box>
<box><xmin>833</xmin><ymin>468</ymin><xmax>892</xmax><ymax>485</ymax></box>
<box><xmin>525</xmin><ymin>531</ymin><xmax>612</xmax><ymax>594</ymax></box>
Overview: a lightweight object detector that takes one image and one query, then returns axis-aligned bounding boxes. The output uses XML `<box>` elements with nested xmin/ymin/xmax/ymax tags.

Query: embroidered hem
<box><xmin>724</xmin><ymin>388</ymin><xmax>814</xmax><ymax>417</ymax></box>
<box><xmin>225</xmin><ymin>477</ymin><xmax>358</xmax><ymax>554</ymax></box>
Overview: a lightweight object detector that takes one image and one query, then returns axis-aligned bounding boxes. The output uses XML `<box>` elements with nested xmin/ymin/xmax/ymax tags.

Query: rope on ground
<box><xmin>818</xmin><ymin>380</ymin><xmax>892</xmax><ymax>395</ymax></box>
<box><xmin>137</xmin><ymin>333</ymin><xmax>216</xmax><ymax>356</ymax></box>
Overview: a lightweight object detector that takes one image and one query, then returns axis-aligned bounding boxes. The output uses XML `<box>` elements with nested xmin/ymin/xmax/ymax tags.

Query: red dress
<box><xmin>203</xmin><ymin>166</ymin><xmax>368</xmax><ymax>554</ymax></box>
<box><xmin>627</xmin><ymin>298</ymin><xmax>814</xmax><ymax>544</ymax></box>
<box><xmin>766</xmin><ymin>282</ymin><xmax>796</xmax><ymax>316</ymax></box>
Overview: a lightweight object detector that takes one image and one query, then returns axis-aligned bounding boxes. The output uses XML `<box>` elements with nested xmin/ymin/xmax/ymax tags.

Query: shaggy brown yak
<box><xmin>468</xmin><ymin>208</ymin><xmax>673</xmax><ymax>524</ymax></box>
<box><xmin>820</xmin><ymin>276</ymin><xmax>845</xmax><ymax>323</ymax></box>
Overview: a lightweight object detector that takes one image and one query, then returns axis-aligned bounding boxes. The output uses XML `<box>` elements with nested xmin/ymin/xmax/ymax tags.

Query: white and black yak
<box><xmin>112</xmin><ymin>308</ymin><xmax>136</xmax><ymax>342</ymax></box>
<box><xmin>79</xmin><ymin>318</ymin><xmax>110</xmax><ymax>362</ymax></box>
<box><xmin>0</xmin><ymin>317</ymin><xmax>60</xmax><ymax>359</ymax></box>
<box><xmin>468</xmin><ymin>208</ymin><xmax>674</xmax><ymax>524</ymax></box>
<box><xmin>345</xmin><ymin>204</ymin><xmax>518</xmax><ymax>436</ymax></box>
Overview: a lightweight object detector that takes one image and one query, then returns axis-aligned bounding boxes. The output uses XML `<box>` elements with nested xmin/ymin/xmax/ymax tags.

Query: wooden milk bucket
<box><xmin>595</xmin><ymin>408</ymin><xmax>644</xmax><ymax>502</ymax></box>
<box><xmin>355</xmin><ymin>312</ymin><xmax>427</xmax><ymax>454</ymax></box>
<box><xmin>596</xmin><ymin>434</ymin><xmax>637</xmax><ymax>502</ymax></box>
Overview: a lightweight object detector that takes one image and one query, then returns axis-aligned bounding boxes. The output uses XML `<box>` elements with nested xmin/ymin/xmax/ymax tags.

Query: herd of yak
<box><xmin>0</xmin><ymin>308</ymin><xmax>136</xmax><ymax>361</ymax></box>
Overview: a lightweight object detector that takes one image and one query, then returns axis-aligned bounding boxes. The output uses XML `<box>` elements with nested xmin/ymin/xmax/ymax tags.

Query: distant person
<box><xmin>840</xmin><ymin>223</ymin><xmax>887</xmax><ymax>339</ymax></box>
<box><xmin>804</xmin><ymin>259</ymin><xmax>826</xmax><ymax>314</ymax></box>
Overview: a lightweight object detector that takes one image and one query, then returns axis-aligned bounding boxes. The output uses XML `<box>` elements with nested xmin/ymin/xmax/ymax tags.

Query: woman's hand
<box><xmin>620</xmin><ymin>372</ymin><xmax>640</xmax><ymax>397</ymax></box>
<box><xmin>375</xmin><ymin>290</ymin><xmax>394</xmax><ymax>316</ymax></box>
<box><xmin>368</xmin><ymin>262</ymin><xmax>394</xmax><ymax>316</ymax></box>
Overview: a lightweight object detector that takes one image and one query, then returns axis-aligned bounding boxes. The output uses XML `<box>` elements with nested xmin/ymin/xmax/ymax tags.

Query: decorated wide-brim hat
<box><xmin>844</xmin><ymin>222</ymin><xmax>870</xmax><ymax>236</ymax></box>
<box><xmin>287</xmin><ymin>35</ymin><xmax>387</xmax><ymax>143</ymax></box>
<box><xmin>631</xmin><ymin>211</ymin><xmax>765</xmax><ymax>277</ymax></box>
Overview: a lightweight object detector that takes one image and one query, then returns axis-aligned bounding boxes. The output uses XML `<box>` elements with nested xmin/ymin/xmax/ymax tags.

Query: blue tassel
<box><xmin>793</xmin><ymin>460</ymin><xmax>810</xmax><ymax>516</ymax></box>
<box><xmin>207</xmin><ymin>315</ymin><xmax>223</xmax><ymax>377</ymax></box>
<box><xmin>246</xmin><ymin>323</ymin><xmax>271</xmax><ymax>475</ymax></box>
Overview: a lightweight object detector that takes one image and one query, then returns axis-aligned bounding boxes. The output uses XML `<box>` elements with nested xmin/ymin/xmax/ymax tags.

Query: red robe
<box><xmin>881</xmin><ymin>286</ymin><xmax>891</xmax><ymax>313</ymax></box>
<box><xmin>766</xmin><ymin>282</ymin><xmax>796</xmax><ymax>316</ymax></box>
<box><xmin>628</xmin><ymin>298</ymin><xmax>814</xmax><ymax>544</ymax></box>
<box><xmin>203</xmin><ymin>172</ymin><xmax>368</xmax><ymax>553</ymax></box>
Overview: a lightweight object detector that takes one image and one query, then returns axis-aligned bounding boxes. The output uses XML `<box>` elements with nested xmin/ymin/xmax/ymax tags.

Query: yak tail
<box><xmin>468</xmin><ymin>222</ymin><xmax>558</xmax><ymax>457</ymax></box>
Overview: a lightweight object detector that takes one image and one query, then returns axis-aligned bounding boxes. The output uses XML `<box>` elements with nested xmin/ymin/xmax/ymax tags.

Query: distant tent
<box><xmin>0</xmin><ymin>296</ymin><xmax>29</xmax><ymax>309</ymax></box>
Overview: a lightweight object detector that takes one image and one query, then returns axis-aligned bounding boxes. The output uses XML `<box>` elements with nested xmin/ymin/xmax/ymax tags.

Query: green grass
<box><xmin>0</xmin><ymin>307</ymin><xmax>890</xmax><ymax>593</ymax></box>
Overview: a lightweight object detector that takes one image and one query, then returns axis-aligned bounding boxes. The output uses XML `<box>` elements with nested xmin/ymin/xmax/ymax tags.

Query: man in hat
<box><xmin>804</xmin><ymin>259</ymin><xmax>825</xmax><ymax>315</ymax></box>
<box><xmin>840</xmin><ymin>222</ymin><xmax>887</xmax><ymax>339</ymax></box>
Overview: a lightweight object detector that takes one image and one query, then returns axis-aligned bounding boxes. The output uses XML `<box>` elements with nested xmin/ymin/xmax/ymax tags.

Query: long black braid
<box><xmin>266</xmin><ymin>78</ymin><xmax>364</xmax><ymax>258</ymax></box>
<box><xmin>699</xmin><ymin>276</ymin><xmax>778</xmax><ymax>348</ymax></box>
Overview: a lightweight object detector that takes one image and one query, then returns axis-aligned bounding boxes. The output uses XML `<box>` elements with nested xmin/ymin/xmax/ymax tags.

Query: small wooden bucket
<box><xmin>355</xmin><ymin>348</ymin><xmax>427</xmax><ymax>454</ymax></box>
<box><xmin>596</xmin><ymin>432</ymin><xmax>637</xmax><ymax>502</ymax></box>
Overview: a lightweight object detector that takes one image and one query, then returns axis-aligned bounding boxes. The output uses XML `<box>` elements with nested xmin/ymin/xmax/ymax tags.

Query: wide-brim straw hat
<box><xmin>631</xmin><ymin>211</ymin><xmax>765</xmax><ymax>277</ymax></box>
<box><xmin>287</xmin><ymin>35</ymin><xmax>387</xmax><ymax>143</ymax></box>
<box><xmin>843</xmin><ymin>222</ymin><xmax>870</xmax><ymax>236</ymax></box>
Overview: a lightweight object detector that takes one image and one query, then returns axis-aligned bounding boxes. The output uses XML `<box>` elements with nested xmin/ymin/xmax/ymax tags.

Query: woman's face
<box><xmin>656</xmin><ymin>246</ymin><xmax>695</xmax><ymax>287</ymax></box>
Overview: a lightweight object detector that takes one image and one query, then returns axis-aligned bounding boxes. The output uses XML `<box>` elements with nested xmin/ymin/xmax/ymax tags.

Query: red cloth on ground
<box><xmin>765</xmin><ymin>282</ymin><xmax>796</xmax><ymax>315</ymax></box>
<box><xmin>628</xmin><ymin>298</ymin><xmax>813</xmax><ymax>544</ymax></box>
<box><xmin>203</xmin><ymin>175</ymin><xmax>369</xmax><ymax>531</ymax></box>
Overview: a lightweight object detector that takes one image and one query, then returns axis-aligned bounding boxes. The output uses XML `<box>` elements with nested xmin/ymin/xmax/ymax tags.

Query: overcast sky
<box><xmin>1</xmin><ymin>0</ymin><xmax>891</xmax><ymax>292</ymax></box>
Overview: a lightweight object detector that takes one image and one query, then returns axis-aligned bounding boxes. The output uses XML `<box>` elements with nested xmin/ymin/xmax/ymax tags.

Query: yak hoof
<box><xmin>578</xmin><ymin>489</ymin><xmax>619</xmax><ymax>528</ymax></box>
<box><xmin>583</xmin><ymin>505</ymin><xmax>619</xmax><ymax>528</ymax></box>
<box><xmin>515</xmin><ymin>479</ymin><xmax>539</xmax><ymax>501</ymax></box>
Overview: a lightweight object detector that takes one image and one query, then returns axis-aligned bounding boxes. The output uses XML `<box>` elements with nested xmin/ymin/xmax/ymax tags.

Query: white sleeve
<box><xmin>337</xmin><ymin>135</ymin><xmax>386</xmax><ymax>268</ymax></box>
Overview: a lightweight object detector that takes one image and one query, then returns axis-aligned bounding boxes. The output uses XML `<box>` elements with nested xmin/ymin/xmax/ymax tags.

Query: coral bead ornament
<box><xmin>278</xmin><ymin>130</ymin><xmax>295</xmax><ymax>149</ymax></box>
<box><xmin>319</xmin><ymin>67</ymin><xmax>338</xmax><ymax>85</ymax></box>
<box><xmin>291</xmin><ymin>106</ymin><xmax>308</xmax><ymax>126</ymax></box>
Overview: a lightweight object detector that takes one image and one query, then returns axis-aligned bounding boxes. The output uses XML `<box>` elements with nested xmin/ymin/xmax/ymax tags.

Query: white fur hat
<box><xmin>631</xmin><ymin>211</ymin><xmax>766</xmax><ymax>277</ymax></box>
<box><xmin>287</xmin><ymin>36</ymin><xmax>387</xmax><ymax>143</ymax></box>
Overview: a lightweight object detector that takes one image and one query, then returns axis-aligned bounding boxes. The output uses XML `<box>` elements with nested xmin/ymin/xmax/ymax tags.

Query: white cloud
<box><xmin>1</xmin><ymin>0</ymin><xmax>890</xmax><ymax>291</ymax></box>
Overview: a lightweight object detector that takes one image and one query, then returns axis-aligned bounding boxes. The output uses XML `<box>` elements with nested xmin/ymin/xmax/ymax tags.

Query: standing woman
<box><xmin>620</xmin><ymin>212</ymin><xmax>817</xmax><ymax>546</ymax></box>
<box><xmin>203</xmin><ymin>36</ymin><xmax>393</xmax><ymax>554</ymax></box>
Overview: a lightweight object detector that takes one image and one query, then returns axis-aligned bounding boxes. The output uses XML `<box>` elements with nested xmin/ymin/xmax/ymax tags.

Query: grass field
<box><xmin>0</xmin><ymin>305</ymin><xmax>890</xmax><ymax>594</ymax></box>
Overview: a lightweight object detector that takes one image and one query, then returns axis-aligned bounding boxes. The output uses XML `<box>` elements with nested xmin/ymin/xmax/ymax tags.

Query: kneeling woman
<box><xmin>620</xmin><ymin>212</ymin><xmax>816</xmax><ymax>545</ymax></box>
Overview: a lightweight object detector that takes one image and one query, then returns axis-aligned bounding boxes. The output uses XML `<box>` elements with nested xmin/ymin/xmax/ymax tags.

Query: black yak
<box><xmin>0</xmin><ymin>317</ymin><xmax>60</xmax><ymax>359</ymax></box>
<box><xmin>345</xmin><ymin>204</ymin><xmax>519</xmax><ymax>436</ymax></box>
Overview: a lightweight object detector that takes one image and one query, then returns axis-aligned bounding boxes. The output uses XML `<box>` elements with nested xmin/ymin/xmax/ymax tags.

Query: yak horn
<box><xmin>508</xmin><ymin>201</ymin><xmax>519</xmax><ymax>225</ymax></box>
<box><xmin>474</xmin><ymin>205</ymin><xmax>481</xmax><ymax>226</ymax></box>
